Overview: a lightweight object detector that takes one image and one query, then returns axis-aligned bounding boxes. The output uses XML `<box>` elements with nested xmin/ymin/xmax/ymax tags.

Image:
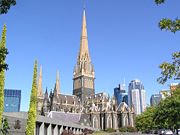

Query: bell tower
<box><xmin>73</xmin><ymin>9</ymin><xmax>95</xmax><ymax>103</ymax></box>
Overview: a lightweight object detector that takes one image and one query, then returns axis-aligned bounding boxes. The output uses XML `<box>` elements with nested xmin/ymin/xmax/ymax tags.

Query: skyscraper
<box><xmin>114</xmin><ymin>83</ymin><xmax>128</xmax><ymax>105</ymax></box>
<box><xmin>128</xmin><ymin>79</ymin><xmax>146</xmax><ymax>115</ymax></box>
<box><xmin>150</xmin><ymin>94</ymin><xmax>162</xmax><ymax>106</ymax></box>
<box><xmin>4</xmin><ymin>89</ymin><xmax>21</xmax><ymax>112</ymax></box>
<box><xmin>73</xmin><ymin>10</ymin><xmax>95</xmax><ymax>103</ymax></box>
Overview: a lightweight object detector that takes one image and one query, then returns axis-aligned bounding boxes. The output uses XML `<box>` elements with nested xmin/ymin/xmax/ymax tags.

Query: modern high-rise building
<box><xmin>150</xmin><ymin>94</ymin><xmax>162</xmax><ymax>106</ymax></box>
<box><xmin>114</xmin><ymin>83</ymin><xmax>128</xmax><ymax>105</ymax></box>
<box><xmin>4</xmin><ymin>89</ymin><xmax>21</xmax><ymax>112</ymax></box>
<box><xmin>128</xmin><ymin>79</ymin><xmax>146</xmax><ymax>115</ymax></box>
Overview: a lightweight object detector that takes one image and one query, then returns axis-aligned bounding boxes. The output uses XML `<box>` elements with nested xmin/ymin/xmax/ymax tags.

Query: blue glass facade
<box><xmin>4</xmin><ymin>89</ymin><xmax>21</xmax><ymax>112</ymax></box>
<box><xmin>150</xmin><ymin>94</ymin><xmax>162</xmax><ymax>106</ymax></box>
<box><xmin>114</xmin><ymin>84</ymin><xmax>128</xmax><ymax>105</ymax></box>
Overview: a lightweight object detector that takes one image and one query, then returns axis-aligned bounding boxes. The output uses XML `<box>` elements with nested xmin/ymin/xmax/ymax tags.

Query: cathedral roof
<box><xmin>48</xmin><ymin>111</ymin><xmax>81</xmax><ymax>123</ymax></box>
<box><xmin>58</xmin><ymin>94</ymin><xmax>80</xmax><ymax>105</ymax></box>
<box><xmin>85</xmin><ymin>92</ymin><xmax>109</xmax><ymax>103</ymax></box>
<box><xmin>117</xmin><ymin>102</ymin><xmax>131</xmax><ymax>113</ymax></box>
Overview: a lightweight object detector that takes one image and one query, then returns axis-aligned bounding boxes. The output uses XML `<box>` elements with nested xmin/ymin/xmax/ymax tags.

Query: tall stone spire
<box><xmin>37</xmin><ymin>65</ymin><xmax>43</xmax><ymax>97</ymax></box>
<box><xmin>78</xmin><ymin>9</ymin><xmax>91</xmax><ymax>63</ymax></box>
<box><xmin>73</xmin><ymin>9</ymin><xmax>95</xmax><ymax>103</ymax></box>
<box><xmin>54</xmin><ymin>70</ymin><xmax>60</xmax><ymax>94</ymax></box>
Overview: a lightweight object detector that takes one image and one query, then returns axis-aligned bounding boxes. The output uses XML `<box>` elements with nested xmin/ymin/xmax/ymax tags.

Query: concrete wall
<box><xmin>3</xmin><ymin>112</ymin><xmax>95</xmax><ymax>135</ymax></box>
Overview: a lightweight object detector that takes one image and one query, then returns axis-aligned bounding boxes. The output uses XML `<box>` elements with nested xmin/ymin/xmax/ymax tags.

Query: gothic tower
<box><xmin>37</xmin><ymin>66</ymin><xmax>44</xmax><ymax>114</ymax></box>
<box><xmin>51</xmin><ymin>71</ymin><xmax>60</xmax><ymax>111</ymax></box>
<box><xmin>54</xmin><ymin>70</ymin><xmax>60</xmax><ymax>95</ymax></box>
<box><xmin>73</xmin><ymin>9</ymin><xmax>95</xmax><ymax>103</ymax></box>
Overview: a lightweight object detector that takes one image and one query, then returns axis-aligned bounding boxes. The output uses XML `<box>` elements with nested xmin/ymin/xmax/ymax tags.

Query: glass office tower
<box><xmin>114</xmin><ymin>83</ymin><xmax>128</xmax><ymax>105</ymax></box>
<box><xmin>4</xmin><ymin>89</ymin><xmax>21</xmax><ymax>112</ymax></box>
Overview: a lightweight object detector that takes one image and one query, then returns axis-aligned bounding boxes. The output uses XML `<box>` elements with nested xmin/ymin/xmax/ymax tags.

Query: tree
<box><xmin>0</xmin><ymin>25</ymin><xmax>6</xmax><ymax>128</ymax></box>
<box><xmin>136</xmin><ymin>88</ymin><xmax>180</xmax><ymax>134</ymax></box>
<box><xmin>0</xmin><ymin>0</ymin><xmax>16</xmax><ymax>14</ymax></box>
<box><xmin>0</xmin><ymin>25</ymin><xmax>8</xmax><ymax>72</ymax></box>
<box><xmin>156</xmin><ymin>0</ymin><xmax>180</xmax><ymax>84</ymax></box>
<box><xmin>26</xmin><ymin>60</ymin><xmax>38</xmax><ymax>135</ymax></box>
<box><xmin>0</xmin><ymin>0</ymin><xmax>17</xmax><ymax>71</ymax></box>
<box><xmin>0</xmin><ymin>118</ymin><xmax>10</xmax><ymax>135</ymax></box>
<box><xmin>0</xmin><ymin>47</ymin><xmax>8</xmax><ymax>72</ymax></box>
<box><xmin>155</xmin><ymin>0</ymin><xmax>180</xmax><ymax>33</ymax></box>
<box><xmin>135</xmin><ymin>106</ymin><xmax>157</xmax><ymax>132</ymax></box>
<box><xmin>153</xmin><ymin>88</ymin><xmax>180</xmax><ymax>134</ymax></box>
<box><xmin>157</xmin><ymin>52</ymin><xmax>180</xmax><ymax>84</ymax></box>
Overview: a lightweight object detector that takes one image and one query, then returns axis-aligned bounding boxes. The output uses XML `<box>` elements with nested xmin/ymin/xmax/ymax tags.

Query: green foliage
<box><xmin>0</xmin><ymin>47</ymin><xmax>8</xmax><ymax>72</ymax></box>
<box><xmin>119</xmin><ymin>127</ymin><xmax>127</xmax><ymax>132</ymax></box>
<box><xmin>0</xmin><ymin>118</ymin><xmax>10</xmax><ymax>135</ymax></box>
<box><xmin>155</xmin><ymin>0</ymin><xmax>165</xmax><ymax>5</ymax></box>
<box><xmin>92</xmin><ymin>131</ymin><xmax>108</xmax><ymax>135</ymax></box>
<box><xmin>126</xmin><ymin>127</ymin><xmax>137</xmax><ymax>132</ymax></box>
<box><xmin>159</xmin><ymin>18</ymin><xmax>180</xmax><ymax>33</ymax></box>
<box><xmin>0</xmin><ymin>25</ymin><xmax>6</xmax><ymax>128</ymax></box>
<box><xmin>0</xmin><ymin>0</ymin><xmax>16</xmax><ymax>14</ymax></box>
<box><xmin>136</xmin><ymin>88</ymin><xmax>180</xmax><ymax>133</ymax></box>
<box><xmin>157</xmin><ymin>52</ymin><xmax>180</xmax><ymax>84</ymax></box>
<box><xmin>135</xmin><ymin>106</ymin><xmax>157</xmax><ymax>132</ymax></box>
<box><xmin>154</xmin><ymin>88</ymin><xmax>180</xmax><ymax>131</ymax></box>
<box><xmin>105</xmin><ymin>128</ymin><xmax>116</xmax><ymax>133</ymax></box>
<box><xmin>154</xmin><ymin>0</ymin><xmax>180</xmax><ymax>33</ymax></box>
<box><xmin>119</xmin><ymin>127</ymin><xmax>137</xmax><ymax>132</ymax></box>
<box><xmin>26</xmin><ymin>60</ymin><xmax>38</xmax><ymax>135</ymax></box>
<box><xmin>0</xmin><ymin>25</ymin><xmax>8</xmax><ymax>72</ymax></box>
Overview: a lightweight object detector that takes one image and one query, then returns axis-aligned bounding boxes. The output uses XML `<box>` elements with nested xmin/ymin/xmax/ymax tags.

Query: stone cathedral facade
<box><xmin>37</xmin><ymin>9</ymin><xmax>134</xmax><ymax>130</ymax></box>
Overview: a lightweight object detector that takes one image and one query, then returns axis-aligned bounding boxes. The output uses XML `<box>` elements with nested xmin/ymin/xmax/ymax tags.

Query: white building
<box><xmin>128</xmin><ymin>79</ymin><xmax>146</xmax><ymax>115</ymax></box>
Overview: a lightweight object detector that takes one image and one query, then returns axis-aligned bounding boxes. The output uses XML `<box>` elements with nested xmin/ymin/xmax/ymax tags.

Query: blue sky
<box><xmin>0</xmin><ymin>0</ymin><xmax>180</xmax><ymax>111</ymax></box>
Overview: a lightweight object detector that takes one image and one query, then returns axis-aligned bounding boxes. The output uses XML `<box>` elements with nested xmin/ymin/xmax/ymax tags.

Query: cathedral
<box><xmin>37</xmin><ymin>9</ymin><xmax>134</xmax><ymax>130</ymax></box>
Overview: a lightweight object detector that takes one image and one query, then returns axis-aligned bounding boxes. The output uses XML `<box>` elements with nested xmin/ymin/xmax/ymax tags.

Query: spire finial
<box><xmin>83</xmin><ymin>0</ymin><xmax>86</xmax><ymax>10</ymax></box>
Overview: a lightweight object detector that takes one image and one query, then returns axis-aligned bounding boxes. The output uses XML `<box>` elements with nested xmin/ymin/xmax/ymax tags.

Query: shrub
<box><xmin>119</xmin><ymin>126</ymin><xmax>137</xmax><ymax>132</ymax></box>
<box><xmin>105</xmin><ymin>128</ymin><xmax>116</xmax><ymax>133</ymax></box>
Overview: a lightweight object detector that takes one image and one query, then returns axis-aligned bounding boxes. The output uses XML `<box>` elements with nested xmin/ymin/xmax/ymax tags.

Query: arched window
<box><xmin>93</xmin><ymin>116</ymin><xmax>98</xmax><ymax>128</ymax></box>
<box><xmin>107</xmin><ymin>115</ymin><xmax>112</xmax><ymax>128</ymax></box>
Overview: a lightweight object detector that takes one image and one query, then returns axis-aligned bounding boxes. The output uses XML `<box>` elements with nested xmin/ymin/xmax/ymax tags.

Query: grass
<box><xmin>91</xmin><ymin>131</ymin><xmax>111</xmax><ymax>135</ymax></box>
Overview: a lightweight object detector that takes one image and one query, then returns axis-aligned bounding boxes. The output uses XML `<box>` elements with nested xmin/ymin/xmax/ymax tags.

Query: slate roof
<box><xmin>58</xmin><ymin>94</ymin><xmax>80</xmax><ymax>105</ymax></box>
<box><xmin>48</xmin><ymin>111</ymin><xmax>81</xmax><ymax>123</ymax></box>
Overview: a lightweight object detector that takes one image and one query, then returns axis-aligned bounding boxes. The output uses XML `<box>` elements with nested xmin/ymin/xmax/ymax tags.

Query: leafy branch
<box><xmin>155</xmin><ymin>0</ymin><xmax>180</xmax><ymax>33</ymax></box>
<box><xmin>0</xmin><ymin>0</ymin><xmax>16</xmax><ymax>14</ymax></box>
<box><xmin>157</xmin><ymin>52</ymin><xmax>180</xmax><ymax>84</ymax></box>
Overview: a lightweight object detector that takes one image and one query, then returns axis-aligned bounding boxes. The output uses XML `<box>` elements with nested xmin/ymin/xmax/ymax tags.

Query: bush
<box><xmin>126</xmin><ymin>126</ymin><xmax>137</xmax><ymax>132</ymax></box>
<box><xmin>105</xmin><ymin>128</ymin><xmax>116</xmax><ymax>133</ymax></box>
<box><xmin>119</xmin><ymin>127</ymin><xmax>137</xmax><ymax>132</ymax></box>
<box><xmin>119</xmin><ymin>127</ymin><xmax>127</xmax><ymax>132</ymax></box>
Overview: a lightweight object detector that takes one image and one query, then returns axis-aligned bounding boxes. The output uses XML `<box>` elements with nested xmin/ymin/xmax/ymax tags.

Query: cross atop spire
<box><xmin>83</xmin><ymin>0</ymin><xmax>86</xmax><ymax>10</ymax></box>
